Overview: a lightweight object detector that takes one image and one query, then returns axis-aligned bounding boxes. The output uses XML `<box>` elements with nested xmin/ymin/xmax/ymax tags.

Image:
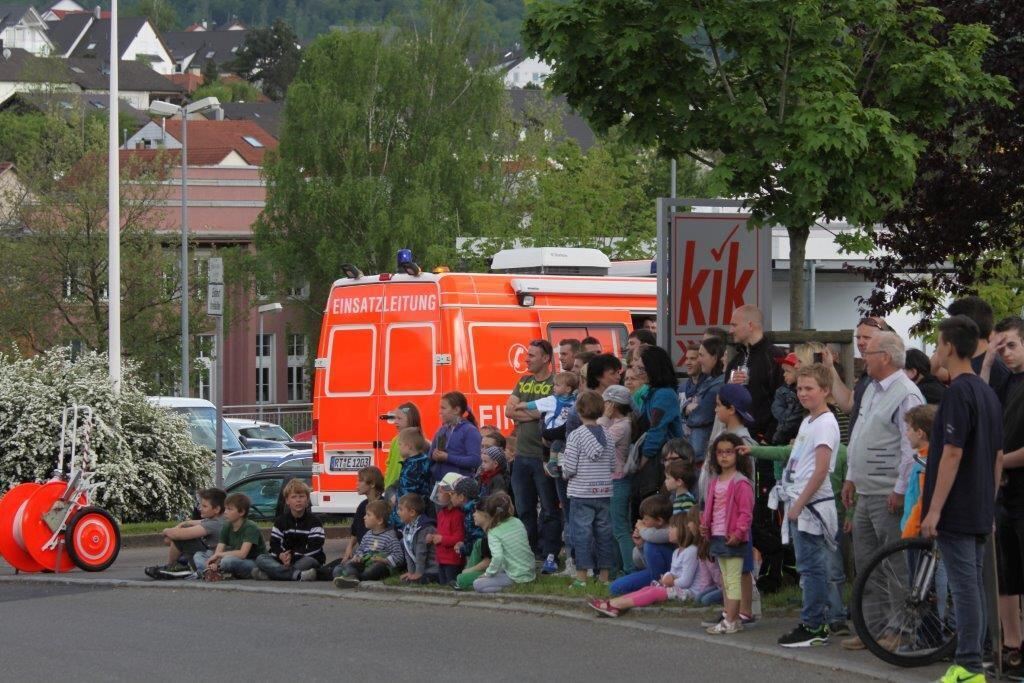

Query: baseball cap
<box><xmin>438</xmin><ymin>472</ymin><xmax>463</xmax><ymax>490</ymax></box>
<box><xmin>717</xmin><ymin>383</ymin><xmax>755</xmax><ymax>426</ymax></box>
<box><xmin>603</xmin><ymin>384</ymin><xmax>631</xmax><ymax>405</ymax></box>
<box><xmin>780</xmin><ymin>352</ymin><xmax>798</xmax><ymax>368</ymax></box>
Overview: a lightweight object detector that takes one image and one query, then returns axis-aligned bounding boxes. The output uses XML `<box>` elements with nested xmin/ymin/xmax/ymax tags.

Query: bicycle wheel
<box><xmin>851</xmin><ymin>537</ymin><xmax>956</xmax><ymax>667</ymax></box>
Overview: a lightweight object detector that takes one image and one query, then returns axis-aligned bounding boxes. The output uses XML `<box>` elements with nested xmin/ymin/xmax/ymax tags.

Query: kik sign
<box><xmin>668</xmin><ymin>212</ymin><xmax>770</xmax><ymax>367</ymax></box>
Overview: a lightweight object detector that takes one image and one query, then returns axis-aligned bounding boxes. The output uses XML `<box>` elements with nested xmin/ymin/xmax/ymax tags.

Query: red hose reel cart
<box><xmin>0</xmin><ymin>405</ymin><xmax>121</xmax><ymax>573</ymax></box>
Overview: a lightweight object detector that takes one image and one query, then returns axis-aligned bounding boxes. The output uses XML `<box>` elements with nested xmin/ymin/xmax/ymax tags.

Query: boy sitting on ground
<box><xmin>194</xmin><ymin>493</ymin><xmax>266</xmax><ymax>580</ymax></box>
<box><xmin>399</xmin><ymin>493</ymin><xmax>439</xmax><ymax>584</ymax></box>
<box><xmin>252</xmin><ymin>479</ymin><xmax>326</xmax><ymax>581</ymax></box>
<box><xmin>450</xmin><ymin>476</ymin><xmax>484</xmax><ymax>562</ymax></box>
<box><xmin>333</xmin><ymin>499</ymin><xmax>405</xmax><ymax>589</ymax></box>
<box><xmin>145</xmin><ymin>487</ymin><xmax>226</xmax><ymax>579</ymax></box>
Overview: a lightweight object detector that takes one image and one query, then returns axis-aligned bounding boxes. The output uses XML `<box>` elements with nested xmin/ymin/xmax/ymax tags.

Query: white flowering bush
<box><xmin>0</xmin><ymin>349</ymin><xmax>210</xmax><ymax>522</ymax></box>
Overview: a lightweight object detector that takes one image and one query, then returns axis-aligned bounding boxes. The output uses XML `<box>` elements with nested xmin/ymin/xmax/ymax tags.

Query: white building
<box><xmin>0</xmin><ymin>6</ymin><xmax>55</xmax><ymax>55</ymax></box>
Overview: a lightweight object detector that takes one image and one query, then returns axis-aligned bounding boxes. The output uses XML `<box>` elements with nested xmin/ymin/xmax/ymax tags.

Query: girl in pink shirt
<box><xmin>700</xmin><ymin>433</ymin><xmax>754</xmax><ymax>635</ymax></box>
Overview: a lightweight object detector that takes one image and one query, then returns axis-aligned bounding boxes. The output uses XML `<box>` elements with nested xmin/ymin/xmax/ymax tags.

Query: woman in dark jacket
<box><xmin>904</xmin><ymin>348</ymin><xmax>945</xmax><ymax>405</ymax></box>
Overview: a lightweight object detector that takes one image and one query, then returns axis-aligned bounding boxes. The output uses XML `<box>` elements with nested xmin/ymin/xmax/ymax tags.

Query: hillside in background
<box><xmin>125</xmin><ymin>0</ymin><xmax>526</xmax><ymax>46</ymax></box>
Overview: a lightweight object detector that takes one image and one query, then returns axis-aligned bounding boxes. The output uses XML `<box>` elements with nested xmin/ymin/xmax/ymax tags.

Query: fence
<box><xmin>223</xmin><ymin>403</ymin><xmax>313</xmax><ymax>436</ymax></box>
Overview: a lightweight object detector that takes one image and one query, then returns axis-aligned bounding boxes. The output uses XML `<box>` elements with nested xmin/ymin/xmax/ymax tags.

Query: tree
<box><xmin>0</xmin><ymin>111</ymin><xmax>206</xmax><ymax>392</ymax></box>
<box><xmin>255</xmin><ymin>1</ymin><xmax>512</xmax><ymax>339</ymax></box>
<box><xmin>201</xmin><ymin>57</ymin><xmax>220</xmax><ymax>86</ymax></box>
<box><xmin>231</xmin><ymin>18</ymin><xmax>302</xmax><ymax>101</ymax></box>
<box><xmin>847</xmin><ymin>2</ymin><xmax>1024</xmax><ymax>322</ymax></box>
<box><xmin>192</xmin><ymin>78</ymin><xmax>261</xmax><ymax>104</ymax></box>
<box><xmin>524</xmin><ymin>1</ymin><xmax>1010</xmax><ymax>328</ymax></box>
<box><xmin>130</xmin><ymin>0</ymin><xmax>179</xmax><ymax>32</ymax></box>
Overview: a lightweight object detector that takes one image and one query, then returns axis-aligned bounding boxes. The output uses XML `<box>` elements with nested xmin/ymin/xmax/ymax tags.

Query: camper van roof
<box><xmin>490</xmin><ymin>247</ymin><xmax>610</xmax><ymax>273</ymax></box>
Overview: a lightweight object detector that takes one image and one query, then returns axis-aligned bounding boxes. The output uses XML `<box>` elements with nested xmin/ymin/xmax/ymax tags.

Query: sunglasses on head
<box><xmin>858</xmin><ymin>317</ymin><xmax>887</xmax><ymax>331</ymax></box>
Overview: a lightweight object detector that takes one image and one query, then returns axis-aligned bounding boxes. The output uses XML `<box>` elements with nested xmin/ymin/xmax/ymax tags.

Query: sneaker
<box><xmin>829</xmin><ymin>621</ymin><xmax>851</xmax><ymax>637</ymax></box>
<box><xmin>250</xmin><ymin>567</ymin><xmax>268</xmax><ymax>581</ymax></box>
<box><xmin>841</xmin><ymin>635</ymin><xmax>865</xmax><ymax>650</ymax></box>
<box><xmin>938</xmin><ymin>664</ymin><xmax>986</xmax><ymax>683</ymax></box>
<box><xmin>333</xmin><ymin>575</ymin><xmax>360</xmax><ymax>589</ymax></box>
<box><xmin>706</xmin><ymin>619</ymin><xmax>743</xmax><ymax>635</ymax></box>
<box><xmin>702</xmin><ymin>611</ymin><xmax>756</xmax><ymax>628</ymax></box>
<box><xmin>541</xmin><ymin>554</ymin><xmax>558</xmax><ymax>574</ymax></box>
<box><xmin>144</xmin><ymin>565</ymin><xmax>166</xmax><ymax>580</ymax></box>
<box><xmin>778</xmin><ymin>624</ymin><xmax>829</xmax><ymax>648</ymax></box>
<box><xmin>298</xmin><ymin>568</ymin><xmax>318</xmax><ymax>582</ymax></box>
<box><xmin>561</xmin><ymin>558</ymin><xmax>577</xmax><ymax>577</ymax></box>
<box><xmin>154</xmin><ymin>562</ymin><xmax>192</xmax><ymax>579</ymax></box>
<box><xmin>588</xmin><ymin>598</ymin><xmax>620</xmax><ymax>618</ymax></box>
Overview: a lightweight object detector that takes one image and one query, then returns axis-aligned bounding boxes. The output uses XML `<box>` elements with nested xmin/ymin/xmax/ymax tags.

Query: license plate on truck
<box><xmin>329</xmin><ymin>453</ymin><xmax>372</xmax><ymax>472</ymax></box>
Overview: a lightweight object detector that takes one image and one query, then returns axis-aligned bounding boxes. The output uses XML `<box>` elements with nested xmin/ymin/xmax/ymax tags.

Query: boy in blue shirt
<box><xmin>524</xmin><ymin>371</ymin><xmax>578</xmax><ymax>477</ymax></box>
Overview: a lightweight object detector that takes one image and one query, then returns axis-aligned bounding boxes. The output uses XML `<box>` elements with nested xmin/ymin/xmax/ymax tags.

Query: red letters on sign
<box><xmin>677</xmin><ymin>232</ymin><xmax>755</xmax><ymax>328</ymax></box>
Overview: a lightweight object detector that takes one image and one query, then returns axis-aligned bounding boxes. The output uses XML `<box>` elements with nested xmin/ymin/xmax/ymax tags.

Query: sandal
<box><xmin>588</xmin><ymin>598</ymin><xmax>620</xmax><ymax>618</ymax></box>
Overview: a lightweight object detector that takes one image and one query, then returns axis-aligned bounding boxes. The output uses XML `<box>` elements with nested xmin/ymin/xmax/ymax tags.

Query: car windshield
<box><xmin>239</xmin><ymin>425</ymin><xmax>291</xmax><ymax>442</ymax></box>
<box><xmin>172</xmin><ymin>406</ymin><xmax>243</xmax><ymax>452</ymax></box>
<box><xmin>222</xmin><ymin>459</ymin><xmax>276</xmax><ymax>486</ymax></box>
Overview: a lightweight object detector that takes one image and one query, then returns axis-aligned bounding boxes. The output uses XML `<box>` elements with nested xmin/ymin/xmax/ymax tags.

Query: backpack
<box><xmin>623</xmin><ymin>431</ymin><xmax>646</xmax><ymax>476</ymax></box>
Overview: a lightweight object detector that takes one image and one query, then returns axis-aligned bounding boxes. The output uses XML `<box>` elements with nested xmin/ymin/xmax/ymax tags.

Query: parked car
<box><xmin>148</xmin><ymin>397</ymin><xmax>244</xmax><ymax>454</ymax></box>
<box><xmin>219</xmin><ymin>449</ymin><xmax>294</xmax><ymax>487</ymax></box>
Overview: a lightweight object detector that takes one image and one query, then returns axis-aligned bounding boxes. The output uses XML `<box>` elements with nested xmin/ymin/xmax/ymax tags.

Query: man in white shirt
<box><xmin>840</xmin><ymin>331</ymin><xmax>924</xmax><ymax>650</ymax></box>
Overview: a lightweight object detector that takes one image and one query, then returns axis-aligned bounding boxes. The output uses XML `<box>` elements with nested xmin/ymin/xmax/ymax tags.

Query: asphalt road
<box><xmin>1</xmin><ymin>583</ymin><xmax>880</xmax><ymax>683</ymax></box>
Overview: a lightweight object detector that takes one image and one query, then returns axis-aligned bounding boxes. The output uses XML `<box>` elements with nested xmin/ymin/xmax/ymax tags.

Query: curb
<box><xmin>0</xmin><ymin>574</ymin><xmax>905</xmax><ymax>682</ymax></box>
<box><xmin>120</xmin><ymin>526</ymin><xmax>351</xmax><ymax>549</ymax></box>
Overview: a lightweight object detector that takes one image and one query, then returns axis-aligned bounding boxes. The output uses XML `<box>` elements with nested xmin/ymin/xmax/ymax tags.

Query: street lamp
<box><xmin>257</xmin><ymin>302</ymin><xmax>283</xmax><ymax>419</ymax></box>
<box><xmin>148</xmin><ymin>96</ymin><xmax>222</xmax><ymax>397</ymax></box>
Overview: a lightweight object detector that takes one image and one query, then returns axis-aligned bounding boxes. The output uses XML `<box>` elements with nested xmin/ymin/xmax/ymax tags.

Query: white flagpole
<box><xmin>108</xmin><ymin>0</ymin><xmax>121</xmax><ymax>393</ymax></box>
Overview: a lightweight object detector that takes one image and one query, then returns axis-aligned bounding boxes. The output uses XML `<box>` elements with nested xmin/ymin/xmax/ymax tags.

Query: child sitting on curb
<box><xmin>145</xmin><ymin>487</ymin><xmax>225</xmax><ymax>579</ymax></box>
<box><xmin>398</xmin><ymin>493</ymin><xmax>439</xmax><ymax>584</ymax></box>
<box><xmin>333</xmin><ymin>499</ymin><xmax>404</xmax><ymax>589</ymax></box>
<box><xmin>454</xmin><ymin>507</ymin><xmax>492</xmax><ymax>590</ymax></box>
<box><xmin>588</xmin><ymin>510</ymin><xmax>699</xmax><ymax>617</ymax></box>
<box><xmin>252</xmin><ymin>478</ymin><xmax>325</xmax><ymax>581</ymax></box>
<box><xmin>194</xmin><ymin>493</ymin><xmax>266</xmax><ymax>580</ymax></box>
<box><xmin>473</xmin><ymin>492</ymin><xmax>536</xmax><ymax>593</ymax></box>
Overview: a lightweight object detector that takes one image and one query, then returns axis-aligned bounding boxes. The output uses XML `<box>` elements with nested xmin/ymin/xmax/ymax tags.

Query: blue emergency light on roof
<box><xmin>396</xmin><ymin>248</ymin><xmax>421</xmax><ymax>277</ymax></box>
<box><xmin>650</xmin><ymin>260</ymin><xmax>657</xmax><ymax>274</ymax></box>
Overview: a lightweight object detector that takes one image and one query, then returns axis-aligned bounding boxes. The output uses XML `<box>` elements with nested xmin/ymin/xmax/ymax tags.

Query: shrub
<box><xmin>0</xmin><ymin>349</ymin><xmax>210</xmax><ymax>522</ymax></box>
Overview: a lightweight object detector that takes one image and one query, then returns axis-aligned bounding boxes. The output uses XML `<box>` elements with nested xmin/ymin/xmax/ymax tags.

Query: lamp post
<box><xmin>108</xmin><ymin>0</ymin><xmax>120</xmax><ymax>393</ymax></box>
<box><xmin>257</xmin><ymin>302</ymin><xmax>283</xmax><ymax>419</ymax></box>
<box><xmin>148</xmin><ymin>96</ymin><xmax>221</xmax><ymax>397</ymax></box>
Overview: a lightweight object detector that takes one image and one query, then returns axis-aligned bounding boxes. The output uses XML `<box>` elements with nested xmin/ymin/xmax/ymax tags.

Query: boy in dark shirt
<box><xmin>252</xmin><ymin>479</ymin><xmax>326</xmax><ymax>581</ymax></box>
<box><xmin>921</xmin><ymin>315</ymin><xmax>1004</xmax><ymax>682</ymax></box>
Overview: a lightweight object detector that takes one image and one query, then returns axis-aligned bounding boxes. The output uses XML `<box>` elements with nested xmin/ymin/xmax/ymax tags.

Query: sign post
<box><xmin>207</xmin><ymin>257</ymin><xmax>225</xmax><ymax>488</ymax></box>
<box><xmin>656</xmin><ymin>199</ymin><xmax>772</xmax><ymax>368</ymax></box>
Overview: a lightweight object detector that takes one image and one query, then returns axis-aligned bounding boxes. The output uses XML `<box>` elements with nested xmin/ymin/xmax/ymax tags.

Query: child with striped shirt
<box><xmin>473</xmin><ymin>492</ymin><xmax>536</xmax><ymax>593</ymax></box>
<box><xmin>562</xmin><ymin>390</ymin><xmax>616</xmax><ymax>587</ymax></box>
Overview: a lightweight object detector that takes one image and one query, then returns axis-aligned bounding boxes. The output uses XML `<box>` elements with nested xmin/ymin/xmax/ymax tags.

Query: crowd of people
<box><xmin>144</xmin><ymin>300</ymin><xmax>1023</xmax><ymax>683</ymax></box>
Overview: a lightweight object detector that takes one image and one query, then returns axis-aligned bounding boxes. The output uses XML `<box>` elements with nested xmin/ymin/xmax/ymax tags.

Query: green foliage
<box><xmin>128</xmin><ymin>0</ymin><xmax>179</xmax><ymax>31</ymax></box>
<box><xmin>230</xmin><ymin>18</ymin><xmax>302</xmax><ymax>101</ymax></box>
<box><xmin>256</xmin><ymin>1</ymin><xmax>513</xmax><ymax>333</ymax></box>
<box><xmin>523</xmin><ymin>0</ymin><xmax>1011</xmax><ymax>327</ymax></box>
<box><xmin>0</xmin><ymin>110</ymin><xmax>207</xmax><ymax>393</ymax></box>
<box><xmin>192</xmin><ymin>79</ymin><xmax>262</xmax><ymax>104</ymax></box>
<box><xmin>977</xmin><ymin>255</ymin><xmax>1024</xmax><ymax>325</ymax></box>
<box><xmin>0</xmin><ymin>350</ymin><xmax>209</xmax><ymax>522</ymax></box>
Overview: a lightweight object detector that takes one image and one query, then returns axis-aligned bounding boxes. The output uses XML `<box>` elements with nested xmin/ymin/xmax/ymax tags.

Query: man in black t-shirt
<box><xmin>921</xmin><ymin>315</ymin><xmax>1004</xmax><ymax>681</ymax></box>
<box><xmin>947</xmin><ymin>296</ymin><xmax>1012</xmax><ymax>405</ymax></box>
<box><xmin>991</xmin><ymin>316</ymin><xmax>1024</xmax><ymax>674</ymax></box>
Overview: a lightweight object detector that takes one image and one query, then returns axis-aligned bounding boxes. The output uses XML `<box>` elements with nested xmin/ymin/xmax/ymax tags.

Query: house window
<box><xmin>195</xmin><ymin>334</ymin><xmax>214</xmax><ymax>401</ymax></box>
<box><xmin>242</xmin><ymin>135</ymin><xmax>264</xmax><ymax>148</ymax></box>
<box><xmin>287</xmin><ymin>333</ymin><xmax>309</xmax><ymax>402</ymax></box>
<box><xmin>287</xmin><ymin>280</ymin><xmax>309</xmax><ymax>300</ymax></box>
<box><xmin>256</xmin><ymin>333</ymin><xmax>274</xmax><ymax>403</ymax></box>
